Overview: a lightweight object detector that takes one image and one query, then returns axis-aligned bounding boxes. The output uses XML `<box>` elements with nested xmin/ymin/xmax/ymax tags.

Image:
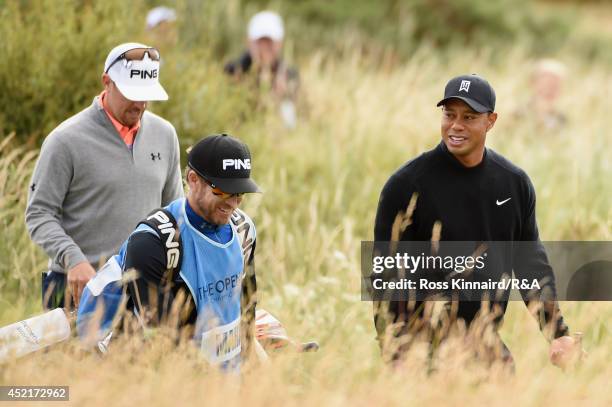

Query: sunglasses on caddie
<box><xmin>105</xmin><ymin>48</ymin><xmax>161</xmax><ymax>73</ymax></box>
<box><xmin>188</xmin><ymin>164</ymin><xmax>246</xmax><ymax>199</ymax></box>
<box><xmin>202</xmin><ymin>177</ymin><xmax>245</xmax><ymax>200</ymax></box>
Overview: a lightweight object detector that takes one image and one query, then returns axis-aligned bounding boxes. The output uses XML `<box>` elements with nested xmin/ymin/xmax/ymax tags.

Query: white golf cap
<box><xmin>146</xmin><ymin>6</ymin><xmax>177</xmax><ymax>30</ymax></box>
<box><xmin>248</xmin><ymin>11</ymin><xmax>284</xmax><ymax>42</ymax></box>
<box><xmin>103</xmin><ymin>42</ymin><xmax>168</xmax><ymax>102</ymax></box>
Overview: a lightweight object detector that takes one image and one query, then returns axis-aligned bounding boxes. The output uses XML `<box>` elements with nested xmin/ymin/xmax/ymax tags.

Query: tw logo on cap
<box><xmin>459</xmin><ymin>80</ymin><xmax>471</xmax><ymax>92</ymax></box>
<box><xmin>223</xmin><ymin>159</ymin><xmax>251</xmax><ymax>170</ymax></box>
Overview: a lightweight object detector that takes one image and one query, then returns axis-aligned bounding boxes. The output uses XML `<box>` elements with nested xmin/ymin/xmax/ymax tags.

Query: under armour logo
<box><xmin>151</xmin><ymin>152</ymin><xmax>162</xmax><ymax>161</ymax></box>
<box><xmin>30</xmin><ymin>183</ymin><xmax>36</xmax><ymax>192</ymax></box>
<box><xmin>459</xmin><ymin>80</ymin><xmax>471</xmax><ymax>92</ymax></box>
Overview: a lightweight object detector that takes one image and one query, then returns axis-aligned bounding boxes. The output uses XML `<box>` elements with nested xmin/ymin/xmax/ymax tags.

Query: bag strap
<box><xmin>137</xmin><ymin>208</ymin><xmax>183</xmax><ymax>282</ymax></box>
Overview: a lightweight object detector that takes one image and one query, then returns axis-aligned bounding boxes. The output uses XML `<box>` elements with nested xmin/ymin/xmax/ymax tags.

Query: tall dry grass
<box><xmin>1</xmin><ymin>43</ymin><xmax>611</xmax><ymax>405</ymax></box>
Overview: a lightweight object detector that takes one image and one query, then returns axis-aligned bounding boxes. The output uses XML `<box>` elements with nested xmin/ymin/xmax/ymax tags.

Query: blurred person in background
<box><xmin>373</xmin><ymin>74</ymin><xmax>582</xmax><ymax>371</ymax></box>
<box><xmin>224</xmin><ymin>11</ymin><xmax>300</xmax><ymax>129</ymax></box>
<box><xmin>26</xmin><ymin>42</ymin><xmax>183</xmax><ymax>311</ymax></box>
<box><xmin>145</xmin><ymin>6</ymin><xmax>178</xmax><ymax>50</ymax></box>
<box><xmin>515</xmin><ymin>58</ymin><xmax>568</xmax><ymax>130</ymax></box>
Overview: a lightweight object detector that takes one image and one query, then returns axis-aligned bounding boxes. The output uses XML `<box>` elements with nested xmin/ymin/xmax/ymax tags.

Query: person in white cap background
<box><xmin>224</xmin><ymin>11</ymin><xmax>299</xmax><ymax>128</ymax></box>
<box><xmin>530</xmin><ymin>59</ymin><xmax>568</xmax><ymax>130</ymax></box>
<box><xmin>146</xmin><ymin>6</ymin><xmax>177</xmax><ymax>30</ymax></box>
<box><xmin>26</xmin><ymin>42</ymin><xmax>183</xmax><ymax>311</ymax></box>
<box><xmin>145</xmin><ymin>6</ymin><xmax>178</xmax><ymax>49</ymax></box>
<box><xmin>513</xmin><ymin>58</ymin><xmax>568</xmax><ymax>131</ymax></box>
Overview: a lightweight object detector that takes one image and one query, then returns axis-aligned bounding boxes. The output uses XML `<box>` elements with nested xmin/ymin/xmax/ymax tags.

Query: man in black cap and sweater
<box><xmin>373</xmin><ymin>74</ymin><xmax>581</xmax><ymax>369</ymax></box>
<box><xmin>77</xmin><ymin>134</ymin><xmax>260</xmax><ymax>370</ymax></box>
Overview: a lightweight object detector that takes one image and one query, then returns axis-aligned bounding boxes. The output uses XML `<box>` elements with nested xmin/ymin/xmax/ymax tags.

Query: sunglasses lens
<box><xmin>148</xmin><ymin>48</ymin><xmax>161</xmax><ymax>60</ymax></box>
<box><xmin>105</xmin><ymin>48</ymin><xmax>161</xmax><ymax>73</ymax></box>
<box><xmin>124</xmin><ymin>48</ymin><xmax>161</xmax><ymax>61</ymax></box>
<box><xmin>200</xmin><ymin>175</ymin><xmax>243</xmax><ymax>199</ymax></box>
<box><xmin>211</xmin><ymin>188</ymin><xmax>229</xmax><ymax>199</ymax></box>
<box><xmin>211</xmin><ymin>188</ymin><xmax>244</xmax><ymax>200</ymax></box>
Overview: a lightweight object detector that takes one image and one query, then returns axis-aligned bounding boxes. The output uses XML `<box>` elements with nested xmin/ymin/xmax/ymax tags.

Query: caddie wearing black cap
<box><xmin>373</xmin><ymin>74</ymin><xmax>582</xmax><ymax>370</ymax></box>
<box><xmin>77</xmin><ymin>134</ymin><xmax>260</xmax><ymax>371</ymax></box>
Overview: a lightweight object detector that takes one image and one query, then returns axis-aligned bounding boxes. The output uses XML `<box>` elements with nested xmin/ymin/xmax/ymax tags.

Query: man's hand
<box><xmin>549</xmin><ymin>333</ymin><xmax>586</xmax><ymax>369</ymax></box>
<box><xmin>67</xmin><ymin>262</ymin><xmax>96</xmax><ymax>308</ymax></box>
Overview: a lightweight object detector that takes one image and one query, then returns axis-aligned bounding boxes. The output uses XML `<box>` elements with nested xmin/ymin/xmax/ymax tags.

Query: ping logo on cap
<box><xmin>459</xmin><ymin>80</ymin><xmax>471</xmax><ymax>92</ymax></box>
<box><xmin>223</xmin><ymin>159</ymin><xmax>251</xmax><ymax>170</ymax></box>
<box><xmin>130</xmin><ymin>69</ymin><xmax>158</xmax><ymax>79</ymax></box>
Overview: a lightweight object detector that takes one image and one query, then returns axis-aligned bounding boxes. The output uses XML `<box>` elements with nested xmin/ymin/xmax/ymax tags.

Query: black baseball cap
<box><xmin>188</xmin><ymin>134</ymin><xmax>261</xmax><ymax>194</ymax></box>
<box><xmin>436</xmin><ymin>74</ymin><xmax>496</xmax><ymax>113</ymax></box>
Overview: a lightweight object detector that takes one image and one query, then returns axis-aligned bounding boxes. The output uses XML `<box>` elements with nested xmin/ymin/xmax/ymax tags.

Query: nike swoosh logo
<box><xmin>496</xmin><ymin>198</ymin><xmax>511</xmax><ymax>206</ymax></box>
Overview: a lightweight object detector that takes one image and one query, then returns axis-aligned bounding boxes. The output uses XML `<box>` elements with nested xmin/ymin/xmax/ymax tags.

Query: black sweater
<box><xmin>374</xmin><ymin>141</ymin><xmax>568</xmax><ymax>342</ymax></box>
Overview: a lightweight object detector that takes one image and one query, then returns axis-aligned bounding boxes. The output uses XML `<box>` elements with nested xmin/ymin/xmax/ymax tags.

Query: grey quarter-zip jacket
<box><xmin>25</xmin><ymin>96</ymin><xmax>184</xmax><ymax>274</ymax></box>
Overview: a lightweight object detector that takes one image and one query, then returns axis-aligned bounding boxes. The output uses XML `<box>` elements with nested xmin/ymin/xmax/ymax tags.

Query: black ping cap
<box><xmin>188</xmin><ymin>134</ymin><xmax>261</xmax><ymax>194</ymax></box>
<box><xmin>436</xmin><ymin>74</ymin><xmax>496</xmax><ymax>113</ymax></box>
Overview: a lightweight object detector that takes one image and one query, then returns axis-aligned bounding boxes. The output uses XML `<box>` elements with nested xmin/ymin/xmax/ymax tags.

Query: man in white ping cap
<box><xmin>26</xmin><ymin>42</ymin><xmax>183</xmax><ymax>311</ymax></box>
<box><xmin>224</xmin><ymin>11</ymin><xmax>299</xmax><ymax>128</ymax></box>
